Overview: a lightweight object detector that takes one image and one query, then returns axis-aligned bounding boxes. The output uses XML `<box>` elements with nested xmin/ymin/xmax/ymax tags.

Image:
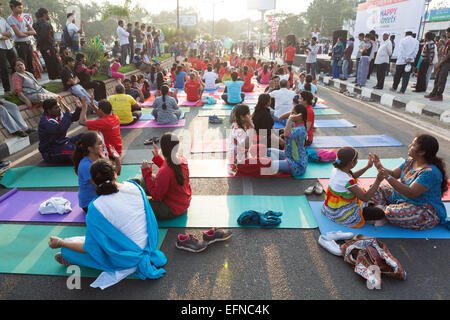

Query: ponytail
<box><xmin>333</xmin><ymin>147</ymin><xmax>359</xmax><ymax>179</ymax></box>
<box><xmin>160</xmin><ymin>133</ymin><xmax>185</xmax><ymax>186</ymax></box>
<box><xmin>90</xmin><ymin>159</ymin><xmax>119</xmax><ymax>196</ymax></box>
<box><xmin>161</xmin><ymin>85</ymin><xmax>169</xmax><ymax>110</ymax></box>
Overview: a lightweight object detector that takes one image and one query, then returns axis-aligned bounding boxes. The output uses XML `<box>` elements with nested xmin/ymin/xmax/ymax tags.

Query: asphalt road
<box><xmin>0</xmin><ymin>85</ymin><xmax>449</xmax><ymax>300</ymax></box>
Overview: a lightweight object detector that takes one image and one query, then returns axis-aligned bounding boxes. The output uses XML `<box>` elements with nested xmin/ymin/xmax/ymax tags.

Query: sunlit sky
<box><xmin>88</xmin><ymin>0</ymin><xmax>315</xmax><ymax>21</ymax></box>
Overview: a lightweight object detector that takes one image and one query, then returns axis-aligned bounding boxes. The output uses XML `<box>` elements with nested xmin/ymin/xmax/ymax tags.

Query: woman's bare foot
<box><xmin>48</xmin><ymin>236</ymin><xmax>64</xmax><ymax>249</ymax></box>
<box><xmin>54</xmin><ymin>253</ymin><xmax>71</xmax><ymax>266</ymax></box>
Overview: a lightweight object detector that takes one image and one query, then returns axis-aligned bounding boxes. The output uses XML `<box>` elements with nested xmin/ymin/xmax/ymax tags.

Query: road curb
<box><xmin>318</xmin><ymin>75</ymin><xmax>444</xmax><ymax>120</ymax></box>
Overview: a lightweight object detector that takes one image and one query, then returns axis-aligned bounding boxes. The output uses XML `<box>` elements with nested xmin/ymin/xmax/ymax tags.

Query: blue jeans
<box><xmin>332</xmin><ymin>61</ymin><xmax>341</xmax><ymax>79</ymax></box>
<box><xmin>357</xmin><ymin>56</ymin><xmax>370</xmax><ymax>86</ymax></box>
<box><xmin>342</xmin><ymin>60</ymin><xmax>349</xmax><ymax>79</ymax></box>
<box><xmin>70</xmin><ymin>85</ymin><xmax>98</xmax><ymax>110</ymax></box>
<box><xmin>267</xmin><ymin>148</ymin><xmax>291</xmax><ymax>173</ymax></box>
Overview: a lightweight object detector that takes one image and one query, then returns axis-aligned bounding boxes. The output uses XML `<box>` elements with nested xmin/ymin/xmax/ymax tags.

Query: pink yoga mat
<box><xmin>141</xmin><ymin>100</ymin><xmax>154</xmax><ymax>107</ymax></box>
<box><xmin>121</xmin><ymin>119</ymin><xmax>186</xmax><ymax>129</ymax></box>
<box><xmin>179</xmin><ymin>99</ymin><xmax>203</xmax><ymax>106</ymax></box>
<box><xmin>319</xmin><ymin>178</ymin><xmax>450</xmax><ymax>202</ymax></box>
<box><xmin>0</xmin><ymin>189</ymin><xmax>86</xmax><ymax>223</ymax></box>
<box><xmin>191</xmin><ymin>139</ymin><xmax>227</xmax><ymax>153</ymax></box>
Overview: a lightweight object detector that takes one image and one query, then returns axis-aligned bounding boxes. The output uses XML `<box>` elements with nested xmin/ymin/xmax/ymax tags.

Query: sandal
<box><xmin>144</xmin><ymin>137</ymin><xmax>160</xmax><ymax>145</ymax></box>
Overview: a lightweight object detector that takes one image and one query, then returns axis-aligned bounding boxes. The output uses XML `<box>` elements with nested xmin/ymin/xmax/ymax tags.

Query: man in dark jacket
<box><xmin>33</xmin><ymin>8</ymin><xmax>60</xmax><ymax>79</ymax></box>
<box><xmin>38</xmin><ymin>98</ymin><xmax>82</xmax><ymax>163</ymax></box>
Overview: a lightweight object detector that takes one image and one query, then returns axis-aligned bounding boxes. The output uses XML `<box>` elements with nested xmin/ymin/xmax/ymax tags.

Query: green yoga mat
<box><xmin>158</xmin><ymin>195</ymin><xmax>318</xmax><ymax>229</ymax></box>
<box><xmin>294</xmin><ymin>158</ymin><xmax>405</xmax><ymax>180</ymax></box>
<box><xmin>314</xmin><ymin>108</ymin><xmax>341</xmax><ymax>115</ymax></box>
<box><xmin>0</xmin><ymin>165</ymin><xmax>142</xmax><ymax>188</ymax></box>
<box><xmin>0</xmin><ymin>224</ymin><xmax>167</xmax><ymax>277</ymax></box>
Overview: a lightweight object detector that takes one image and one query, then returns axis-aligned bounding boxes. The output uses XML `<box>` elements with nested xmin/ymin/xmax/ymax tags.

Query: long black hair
<box><xmin>300</xmin><ymin>90</ymin><xmax>314</xmax><ymax>106</ymax></box>
<box><xmin>416</xmin><ymin>134</ymin><xmax>448</xmax><ymax>194</ymax></box>
<box><xmin>160</xmin><ymin>133</ymin><xmax>185</xmax><ymax>186</ymax></box>
<box><xmin>161</xmin><ymin>84</ymin><xmax>169</xmax><ymax>110</ymax></box>
<box><xmin>90</xmin><ymin>159</ymin><xmax>119</xmax><ymax>196</ymax></box>
<box><xmin>292</xmin><ymin>104</ymin><xmax>308</xmax><ymax>128</ymax></box>
<box><xmin>304</xmin><ymin>74</ymin><xmax>313</xmax><ymax>93</ymax></box>
<box><xmin>73</xmin><ymin>131</ymin><xmax>100</xmax><ymax>175</ymax></box>
<box><xmin>156</xmin><ymin>72</ymin><xmax>165</xmax><ymax>90</ymax></box>
<box><xmin>253</xmin><ymin>93</ymin><xmax>271</xmax><ymax>117</ymax></box>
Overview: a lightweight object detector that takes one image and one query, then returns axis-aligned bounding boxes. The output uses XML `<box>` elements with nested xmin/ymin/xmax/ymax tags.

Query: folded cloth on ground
<box><xmin>39</xmin><ymin>197</ymin><xmax>72</xmax><ymax>215</ymax></box>
<box><xmin>237</xmin><ymin>210</ymin><xmax>282</xmax><ymax>227</ymax></box>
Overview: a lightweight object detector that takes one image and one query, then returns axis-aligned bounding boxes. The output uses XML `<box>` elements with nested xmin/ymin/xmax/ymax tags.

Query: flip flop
<box><xmin>144</xmin><ymin>137</ymin><xmax>160</xmax><ymax>145</ymax></box>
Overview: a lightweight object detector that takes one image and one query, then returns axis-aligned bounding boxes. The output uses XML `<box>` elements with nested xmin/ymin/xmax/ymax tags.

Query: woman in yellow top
<box><xmin>108</xmin><ymin>84</ymin><xmax>142</xmax><ymax>126</ymax></box>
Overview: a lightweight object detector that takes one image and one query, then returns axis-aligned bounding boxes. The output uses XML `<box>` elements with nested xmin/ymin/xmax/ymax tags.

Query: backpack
<box><xmin>61</xmin><ymin>25</ymin><xmax>72</xmax><ymax>48</ymax></box>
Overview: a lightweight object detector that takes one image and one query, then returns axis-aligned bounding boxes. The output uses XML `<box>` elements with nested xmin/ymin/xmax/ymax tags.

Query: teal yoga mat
<box><xmin>0</xmin><ymin>224</ymin><xmax>167</xmax><ymax>277</ymax></box>
<box><xmin>158</xmin><ymin>195</ymin><xmax>318</xmax><ymax>229</ymax></box>
<box><xmin>294</xmin><ymin>158</ymin><xmax>405</xmax><ymax>180</ymax></box>
<box><xmin>0</xmin><ymin>165</ymin><xmax>142</xmax><ymax>188</ymax></box>
<box><xmin>314</xmin><ymin>109</ymin><xmax>341</xmax><ymax>115</ymax></box>
<box><xmin>309</xmin><ymin>201</ymin><xmax>450</xmax><ymax>239</ymax></box>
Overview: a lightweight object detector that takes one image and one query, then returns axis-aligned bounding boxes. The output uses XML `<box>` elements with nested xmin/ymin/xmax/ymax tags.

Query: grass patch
<box><xmin>91</xmin><ymin>73</ymin><xmax>110</xmax><ymax>81</ymax></box>
<box><xmin>43</xmin><ymin>81</ymin><xmax>65</xmax><ymax>94</ymax></box>
<box><xmin>1</xmin><ymin>93</ymin><xmax>23</xmax><ymax>105</ymax></box>
<box><xmin>118</xmin><ymin>65</ymin><xmax>137</xmax><ymax>74</ymax></box>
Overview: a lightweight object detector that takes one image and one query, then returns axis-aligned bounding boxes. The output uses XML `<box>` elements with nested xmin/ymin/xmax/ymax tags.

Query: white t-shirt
<box><xmin>312</xmin><ymin>32</ymin><xmax>320</xmax><ymax>40</ymax></box>
<box><xmin>279</xmin><ymin>74</ymin><xmax>290</xmax><ymax>82</ymax></box>
<box><xmin>269</xmin><ymin>88</ymin><xmax>297</xmax><ymax>118</ymax></box>
<box><xmin>66</xmin><ymin>22</ymin><xmax>79</xmax><ymax>42</ymax></box>
<box><xmin>328</xmin><ymin>168</ymin><xmax>357</xmax><ymax>194</ymax></box>
<box><xmin>306</xmin><ymin>44</ymin><xmax>319</xmax><ymax>63</ymax></box>
<box><xmin>117</xmin><ymin>26</ymin><xmax>130</xmax><ymax>46</ymax></box>
<box><xmin>203</xmin><ymin>71</ymin><xmax>218</xmax><ymax>90</ymax></box>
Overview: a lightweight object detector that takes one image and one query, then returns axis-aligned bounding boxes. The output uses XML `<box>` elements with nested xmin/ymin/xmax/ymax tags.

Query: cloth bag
<box><xmin>39</xmin><ymin>197</ymin><xmax>72</xmax><ymax>215</ymax></box>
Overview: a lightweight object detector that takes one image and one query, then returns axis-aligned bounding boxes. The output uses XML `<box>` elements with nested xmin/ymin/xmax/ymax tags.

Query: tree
<box><xmin>305</xmin><ymin>0</ymin><xmax>356</xmax><ymax>37</ymax></box>
<box><xmin>102</xmin><ymin>0</ymin><xmax>132</xmax><ymax>21</ymax></box>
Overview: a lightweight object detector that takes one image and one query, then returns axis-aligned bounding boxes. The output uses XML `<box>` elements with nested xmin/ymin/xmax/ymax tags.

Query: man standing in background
<box><xmin>117</xmin><ymin>20</ymin><xmax>129</xmax><ymax>66</ymax></box>
<box><xmin>8</xmin><ymin>0</ymin><xmax>36</xmax><ymax>73</ymax></box>
<box><xmin>373</xmin><ymin>32</ymin><xmax>392</xmax><ymax>90</ymax></box>
<box><xmin>305</xmin><ymin>36</ymin><xmax>319</xmax><ymax>80</ymax></box>
<box><xmin>390</xmin><ymin>30</ymin><xmax>419</xmax><ymax>94</ymax></box>
<box><xmin>0</xmin><ymin>2</ymin><xmax>17</xmax><ymax>95</ymax></box>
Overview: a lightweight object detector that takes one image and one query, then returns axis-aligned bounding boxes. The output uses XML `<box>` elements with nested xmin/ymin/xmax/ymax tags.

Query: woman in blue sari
<box><xmin>48</xmin><ymin>159</ymin><xmax>167</xmax><ymax>289</ymax></box>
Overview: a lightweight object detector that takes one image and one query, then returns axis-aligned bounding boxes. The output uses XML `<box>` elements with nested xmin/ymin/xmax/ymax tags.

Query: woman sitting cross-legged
<box><xmin>141</xmin><ymin>132</ymin><xmax>192</xmax><ymax>221</ymax></box>
<box><xmin>372</xmin><ymin>134</ymin><xmax>448</xmax><ymax>231</ymax></box>
<box><xmin>48</xmin><ymin>158</ymin><xmax>167</xmax><ymax>290</ymax></box>
<box><xmin>152</xmin><ymin>85</ymin><xmax>183</xmax><ymax>125</ymax></box>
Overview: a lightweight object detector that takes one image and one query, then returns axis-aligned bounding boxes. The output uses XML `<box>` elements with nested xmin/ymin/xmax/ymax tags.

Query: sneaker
<box><xmin>318</xmin><ymin>235</ymin><xmax>342</xmax><ymax>256</ymax></box>
<box><xmin>0</xmin><ymin>160</ymin><xmax>10</xmax><ymax>175</ymax></box>
<box><xmin>176</xmin><ymin>234</ymin><xmax>208</xmax><ymax>253</ymax></box>
<box><xmin>322</xmin><ymin>231</ymin><xmax>354</xmax><ymax>241</ymax></box>
<box><xmin>209</xmin><ymin>115</ymin><xmax>223</xmax><ymax>124</ymax></box>
<box><xmin>424</xmin><ymin>94</ymin><xmax>435</xmax><ymax>99</ymax></box>
<box><xmin>202</xmin><ymin>228</ymin><xmax>233</xmax><ymax>245</ymax></box>
<box><xmin>430</xmin><ymin>96</ymin><xmax>443</xmax><ymax>101</ymax></box>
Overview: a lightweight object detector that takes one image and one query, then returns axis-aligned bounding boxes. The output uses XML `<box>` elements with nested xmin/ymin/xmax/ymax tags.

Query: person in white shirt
<box><xmin>117</xmin><ymin>20</ymin><xmax>130</xmax><ymax>66</ymax></box>
<box><xmin>202</xmin><ymin>65</ymin><xmax>219</xmax><ymax>91</ymax></box>
<box><xmin>373</xmin><ymin>33</ymin><xmax>393</xmax><ymax>89</ymax></box>
<box><xmin>269</xmin><ymin>79</ymin><xmax>297</xmax><ymax>122</ymax></box>
<box><xmin>390</xmin><ymin>30</ymin><xmax>419</xmax><ymax>94</ymax></box>
<box><xmin>0</xmin><ymin>3</ymin><xmax>17</xmax><ymax>94</ymax></box>
<box><xmin>305</xmin><ymin>37</ymin><xmax>319</xmax><ymax>80</ymax></box>
<box><xmin>66</xmin><ymin>13</ymin><xmax>83</xmax><ymax>53</ymax></box>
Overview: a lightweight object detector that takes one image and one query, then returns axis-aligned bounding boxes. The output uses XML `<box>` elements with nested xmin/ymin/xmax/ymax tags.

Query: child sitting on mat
<box><xmin>321</xmin><ymin>147</ymin><xmax>387</xmax><ymax>228</ymax></box>
<box><xmin>266</xmin><ymin>104</ymin><xmax>309</xmax><ymax>177</ymax></box>
<box><xmin>73</xmin><ymin>131</ymin><xmax>121</xmax><ymax>213</ymax></box>
<box><xmin>184</xmin><ymin>72</ymin><xmax>204</xmax><ymax>102</ymax></box>
<box><xmin>141</xmin><ymin>133</ymin><xmax>192</xmax><ymax>221</ymax></box>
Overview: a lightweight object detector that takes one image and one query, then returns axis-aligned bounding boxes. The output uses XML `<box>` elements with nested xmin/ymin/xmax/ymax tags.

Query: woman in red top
<box><xmin>299</xmin><ymin>91</ymin><xmax>315</xmax><ymax>146</ymax></box>
<box><xmin>184</xmin><ymin>72</ymin><xmax>204</xmax><ymax>101</ymax></box>
<box><xmin>141</xmin><ymin>133</ymin><xmax>192</xmax><ymax>220</ymax></box>
<box><xmin>241</xmin><ymin>65</ymin><xmax>255</xmax><ymax>92</ymax></box>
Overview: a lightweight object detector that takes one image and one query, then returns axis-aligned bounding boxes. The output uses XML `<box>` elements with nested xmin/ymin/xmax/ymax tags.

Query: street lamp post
<box><xmin>212</xmin><ymin>0</ymin><xmax>224</xmax><ymax>39</ymax></box>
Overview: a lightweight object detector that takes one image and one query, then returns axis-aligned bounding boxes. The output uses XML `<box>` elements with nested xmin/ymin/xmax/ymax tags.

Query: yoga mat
<box><xmin>141</xmin><ymin>100</ymin><xmax>154</xmax><ymax>107</ymax></box>
<box><xmin>121</xmin><ymin>119</ymin><xmax>186</xmax><ymax>129</ymax></box>
<box><xmin>274</xmin><ymin>119</ymin><xmax>356</xmax><ymax>129</ymax></box>
<box><xmin>0</xmin><ymin>165</ymin><xmax>142</xmax><ymax>188</ymax></box>
<box><xmin>159</xmin><ymin>195</ymin><xmax>317</xmax><ymax>229</ymax></box>
<box><xmin>313</xmin><ymin>104</ymin><xmax>329</xmax><ymax>109</ymax></box>
<box><xmin>314</xmin><ymin>119</ymin><xmax>356</xmax><ymax>128</ymax></box>
<box><xmin>179</xmin><ymin>99</ymin><xmax>203</xmax><ymax>107</ymax></box>
<box><xmin>0</xmin><ymin>190</ymin><xmax>85</xmax><ymax>223</ymax></box>
<box><xmin>140</xmin><ymin>114</ymin><xmax>155</xmax><ymax>121</ymax></box>
<box><xmin>188</xmin><ymin>159</ymin><xmax>290</xmax><ymax>178</ymax></box>
<box><xmin>319</xmin><ymin>178</ymin><xmax>450</xmax><ymax>202</ymax></box>
<box><xmin>309</xmin><ymin>135</ymin><xmax>403</xmax><ymax>149</ymax></box>
<box><xmin>309</xmin><ymin>201</ymin><xmax>450</xmax><ymax>239</ymax></box>
<box><xmin>0</xmin><ymin>224</ymin><xmax>167</xmax><ymax>277</ymax></box>
<box><xmin>191</xmin><ymin>139</ymin><xmax>227</xmax><ymax>153</ymax></box>
<box><xmin>203</xmin><ymin>104</ymin><xmax>255</xmax><ymax>110</ymax></box>
<box><xmin>314</xmin><ymin>109</ymin><xmax>341</xmax><ymax>115</ymax></box>
<box><xmin>198</xmin><ymin>110</ymin><xmax>232</xmax><ymax>117</ymax></box>
<box><xmin>294</xmin><ymin>158</ymin><xmax>405</xmax><ymax>180</ymax></box>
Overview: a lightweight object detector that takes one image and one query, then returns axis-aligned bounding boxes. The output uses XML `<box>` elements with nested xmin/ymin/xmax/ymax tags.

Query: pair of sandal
<box><xmin>144</xmin><ymin>137</ymin><xmax>160</xmax><ymax>146</ymax></box>
<box><xmin>305</xmin><ymin>182</ymin><xmax>324</xmax><ymax>195</ymax></box>
<box><xmin>209</xmin><ymin>115</ymin><xmax>223</xmax><ymax>124</ymax></box>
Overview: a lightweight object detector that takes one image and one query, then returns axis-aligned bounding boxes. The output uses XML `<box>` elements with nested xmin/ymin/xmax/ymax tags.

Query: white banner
<box><xmin>353</xmin><ymin>0</ymin><xmax>426</xmax><ymax>58</ymax></box>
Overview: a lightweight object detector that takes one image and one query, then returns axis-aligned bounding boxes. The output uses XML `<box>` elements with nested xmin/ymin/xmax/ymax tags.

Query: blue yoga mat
<box><xmin>309</xmin><ymin>201</ymin><xmax>450</xmax><ymax>239</ymax></box>
<box><xmin>274</xmin><ymin>119</ymin><xmax>356</xmax><ymax>129</ymax></box>
<box><xmin>309</xmin><ymin>135</ymin><xmax>403</xmax><ymax>149</ymax></box>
